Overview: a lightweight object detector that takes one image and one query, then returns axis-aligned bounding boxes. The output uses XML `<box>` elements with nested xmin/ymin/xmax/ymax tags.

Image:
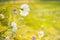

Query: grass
<box><xmin>0</xmin><ymin>1</ymin><xmax>60</xmax><ymax>40</ymax></box>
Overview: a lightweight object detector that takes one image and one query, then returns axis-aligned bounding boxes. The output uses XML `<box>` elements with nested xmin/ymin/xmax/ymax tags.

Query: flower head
<box><xmin>20</xmin><ymin>4</ymin><xmax>30</xmax><ymax>16</ymax></box>
<box><xmin>11</xmin><ymin>22</ymin><xmax>17</xmax><ymax>32</ymax></box>
<box><xmin>20</xmin><ymin>11</ymin><xmax>29</xmax><ymax>16</ymax></box>
<box><xmin>20</xmin><ymin>4</ymin><xmax>30</xmax><ymax>11</ymax></box>
<box><xmin>11</xmin><ymin>22</ymin><xmax>17</xmax><ymax>27</ymax></box>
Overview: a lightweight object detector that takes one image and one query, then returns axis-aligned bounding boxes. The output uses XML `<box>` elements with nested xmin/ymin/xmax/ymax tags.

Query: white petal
<box><xmin>20</xmin><ymin>4</ymin><xmax>29</xmax><ymax>9</ymax></box>
<box><xmin>20</xmin><ymin>4</ymin><xmax>30</xmax><ymax>12</ymax></box>
<box><xmin>11</xmin><ymin>22</ymin><xmax>17</xmax><ymax>27</ymax></box>
<box><xmin>12</xmin><ymin>26</ymin><xmax>17</xmax><ymax>32</ymax></box>
<box><xmin>20</xmin><ymin>11</ymin><xmax>29</xmax><ymax>16</ymax></box>
<box><xmin>24</xmin><ymin>7</ymin><xmax>30</xmax><ymax>12</ymax></box>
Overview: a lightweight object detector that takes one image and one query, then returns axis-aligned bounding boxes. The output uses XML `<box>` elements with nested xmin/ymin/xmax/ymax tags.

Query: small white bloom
<box><xmin>11</xmin><ymin>22</ymin><xmax>17</xmax><ymax>27</ymax></box>
<box><xmin>20</xmin><ymin>4</ymin><xmax>30</xmax><ymax>16</ymax></box>
<box><xmin>3</xmin><ymin>8</ymin><xmax>6</xmax><ymax>10</ymax></box>
<box><xmin>20</xmin><ymin>4</ymin><xmax>30</xmax><ymax>11</ymax></box>
<box><xmin>41</xmin><ymin>25</ymin><xmax>44</xmax><ymax>27</ymax></box>
<box><xmin>20</xmin><ymin>11</ymin><xmax>29</xmax><ymax>16</ymax></box>
<box><xmin>11</xmin><ymin>22</ymin><xmax>17</xmax><ymax>32</ymax></box>
<box><xmin>38</xmin><ymin>31</ymin><xmax>44</xmax><ymax>38</ymax></box>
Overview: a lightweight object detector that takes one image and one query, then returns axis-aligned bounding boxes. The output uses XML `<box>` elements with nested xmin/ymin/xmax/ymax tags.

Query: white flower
<box><xmin>11</xmin><ymin>22</ymin><xmax>17</xmax><ymax>27</ymax></box>
<box><xmin>11</xmin><ymin>22</ymin><xmax>17</xmax><ymax>32</ymax></box>
<box><xmin>38</xmin><ymin>31</ymin><xmax>44</xmax><ymax>38</ymax></box>
<box><xmin>20</xmin><ymin>4</ymin><xmax>30</xmax><ymax>16</ymax></box>
<box><xmin>20</xmin><ymin>4</ymin><xmax>30</xmax><ymax>11</ymax></box>
<box><xmin>20</xmin><ymin>11</ymin><xmax>29</xmax><ymax>16</ymax></box>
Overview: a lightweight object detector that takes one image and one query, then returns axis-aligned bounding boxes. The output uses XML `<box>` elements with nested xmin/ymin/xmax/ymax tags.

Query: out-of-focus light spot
<box><xmin>44</xmin><ymin>37</ymin><xmax>49</xmax><ymax>40</ymax></box>
<box><xmin>3</xmin><ymin>8</ymin><xmax>6</xmax><ymax>10</ymax></box>
<box><xmin>40</xmin><ymin>18</ymin><xmax>46</xmax><ymax>22</ymax></box>
<box><xmin>19</xmin><ymin>35</ymin><xmax>23</xmax><ymax>38</ymax></box>
<box><xmin>0</xmin><ymin>14</ymin><xmax>5</xmax><ymax>19</ymax></box>
<box><xmin>18</xmin><ymin>17</ymin><xmax>24</xmax><ymax>21</ymax></box>
<box><xmin>44</xmin><ymin>9</ymin><xmax>53</xmax><ymax>16</ymax></box>
<box><xmin>32</xmin><ymin>35</ymin><xmax>36</xmax><ymax>40</ymax></box>
<box><xmin>52</xmin><ymin>20</ymin><xmax>56</xmax><ymax>23</ymax></box>
<box><xmin>54</xmin><ymin>36</ymin><xmax>60</xmax><ymax>40</ymax></box>
<box><xmin>38</xmin><ymin>31</ymin><xmax>44</xmax><ymax>38</ymax></box>
<box><xmin>41</xmin><ymin>25</ymin><xmax>45</xmax><ymax>27</ymax></box>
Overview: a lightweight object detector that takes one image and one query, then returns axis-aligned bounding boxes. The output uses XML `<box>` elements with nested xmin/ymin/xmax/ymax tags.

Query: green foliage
<box><xmin>0</xmin><ymin>8</ymin><xmax>9</xmax><ymax>26</ymax></box>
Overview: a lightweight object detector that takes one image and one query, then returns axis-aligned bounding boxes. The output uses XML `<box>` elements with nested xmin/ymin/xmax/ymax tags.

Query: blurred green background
<box><xmin>0</xmin><ymin>0</ymin><xmax>60</xmax><ymax>40</ymax></box>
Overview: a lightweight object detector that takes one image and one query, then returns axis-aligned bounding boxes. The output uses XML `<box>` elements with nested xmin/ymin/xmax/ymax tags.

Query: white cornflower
<box><xmin>11</xmin><ymin>22</ymin><xmax>17</xmax><ymax>32</ymax></box>
<box><xmin>20</xmin><ymin>4</ymin><xmax>30</xmax><ymax>16</ymax></box>
<box><xmin>38</xmin><ymin>31</ymin><xmax>44</xmax><ymax>38</ymax></box>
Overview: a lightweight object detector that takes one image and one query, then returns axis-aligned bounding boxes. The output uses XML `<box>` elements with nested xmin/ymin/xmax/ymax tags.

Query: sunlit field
<box><xmin>0</xmin><ymin>1</ymin><xmax>60</xmax><ymax>40</ymax></box>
